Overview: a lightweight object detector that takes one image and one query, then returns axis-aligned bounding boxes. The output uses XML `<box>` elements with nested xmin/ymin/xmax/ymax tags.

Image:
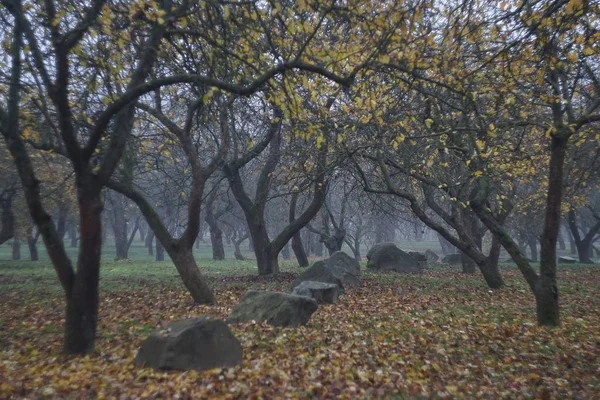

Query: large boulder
<box><xmin>228</xmin><ymin>291</ymin><xmax>318</xmax><ymax>327</ymax></box>
<box><xmin>290</xmin><ymin>261</ymin><xmax>343</xmax><ymax>291</ymax></box>
<box><xmin>134</xmin><ymin>318</ymin><xmax>242</xmax><ymax>371</ymax></box>
<box><xmin>326</xmin><ymin>251</ymin><xmax>361</xmax><ymax>286</ymax></box>
<box><xmin>290</xmin><ymin>251</ymin><xmax>360</xmax><ymax>290</ymax></box>
<box><xmin>425</xmin><ymin>249</ymin><xmax>440</xmax><ymax>264</ymax></box>
<box><xmin>292</xmin><ymin>281</ymin><xmax>340</xmax><ymax>304</ymax></box>
<box><xmin>441</xmin><ymin>253</ymin><xmax>462</xmax><ymax>265</ymax></box>
<box><xmin>366</xmin><ymin>243</ymin><xmax>424</xmax><ymax>273</ymax></box>
<box><xmin>408</xmin><ymin>251</ymin><xmax>429</xmax><ymax>269</ymax></box>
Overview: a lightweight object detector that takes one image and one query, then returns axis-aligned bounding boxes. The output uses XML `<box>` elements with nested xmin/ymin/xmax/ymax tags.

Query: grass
<box><xmin>1</xmin><ymin>241</ymin><xmax>599</xmax><ymax>399</ymax></box>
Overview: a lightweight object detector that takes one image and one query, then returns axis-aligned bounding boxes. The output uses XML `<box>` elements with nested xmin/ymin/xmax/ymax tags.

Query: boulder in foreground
<box><xmin>135</xmin><ymin>318</ymin><xmax>242</xmax><ymax>371</ymax></box>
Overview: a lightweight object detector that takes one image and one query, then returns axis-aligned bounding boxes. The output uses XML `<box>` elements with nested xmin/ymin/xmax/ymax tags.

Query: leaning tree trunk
<box><xmin>292</xmin><ymin>232</ymin><xmax>309</xmax><ymax>267</ymax></box>
<box><xmin>247</xmin><ymin>221</ymin><xmax>279</xmax><ymax>275</ymax></box>
<box><xmin>64</xmin><ymin>195</ymin><xmax>102</xmax><ymax>354</ymax></box>
<box><xmin>166</xmin><ymin>246</ymin><xmax>215</xmax><ymax>304</ymax></box>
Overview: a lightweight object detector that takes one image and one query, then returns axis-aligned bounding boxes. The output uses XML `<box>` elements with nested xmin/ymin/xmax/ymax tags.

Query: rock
<box><xmin>290</xmin><ymin>261</ymin><xmax>343</xmax><ymax>291</ymax></box>
<box><xmin>324</xmin><ymin>251</ymin><xmax>361</xmax><ymax>286</ymax></box>
<box><xmin>290</xmin><ymin>251</ymin><xmax>360</xmax><ymax>290</ymax></box>
<box><xmin>408</xmin><ymin>251</ymin><xmax>429</xmax><ymax>269</ymax></box>
<box><xmin>441</xmin><ymin>253</ymin><xmax>462</xmax><ymax>265</ymax></box>
<box><xmin>292</xmin><ymin>281</ymin><xmax>340</xmax><ymax>304</ymax></box>
<box><xmin>366</xmin><ymin>243</ymin><xmax>424</xmax><ymax>273</ymax></box>
<box><xmin>558</xmin><ymin>256</ymin><xmax>578</xmax><ymax>264</ymax></box>
<box><xmin>134</xmin><ymin>318</ymin><xmax>242</xmax><ymax>371</ymax></box>
<box><xmin>228</xmin><ymin>291</ymin><xmax>318</xmax><ymax>327</ymax></box>
<box><xmin>425</xmin><ymin>249</ymin><xmax>440</xmax><ymax>264</ymax></box>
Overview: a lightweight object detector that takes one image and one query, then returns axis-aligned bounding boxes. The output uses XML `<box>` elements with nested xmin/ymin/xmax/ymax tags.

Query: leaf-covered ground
<box><xmin>1</xmin><ymin>261</ymin><xmax>599</xmax><ymax>399</ymax></box>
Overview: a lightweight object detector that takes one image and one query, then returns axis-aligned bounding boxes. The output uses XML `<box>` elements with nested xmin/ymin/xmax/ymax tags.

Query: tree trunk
<box><xmin>314</xmin><ymin>235</ymin><xmax>323</xmax><ymax>257</ymax></box>
<box><xmin>528</xmin><ymin>236</ymin><xmax>538</xmax><ymax>262</ymax></box>
<box><xmin>209</xmin><ymin>225</ymin><xmax>225</xmax><ymax>260</ymax></box>
<box><xmin>64</xmin><ymin>195</ymin><xmax>102</xmax><ymax>354</ymax></box>
<box><xmin>352</xmin><ymin>234</ymin><xmax>361</xmax><ymax>261</ymax></box>
<box><xmin>12</xmin><ymin>237</ymin><xmax>21</xmax><ymax>260</ymax></box>
<box><xmin>156</xmin><ymin>239</ymin><xmax>164</xmax><ymax>261</ymax></box>
<box><xmin>167</xmin><ymin>246</ymin><xmax>215</xmax><ymax>304</ymax></box>
<box><xmin>146</xmin><ymin>230</ymin><xmax>154</xmax><ymax>256</ymax></box>
<box><xmin>480</xmin><ymin>259</ymin><xmax>504</xmax><ymax>289</ymax></box>
<box><xmin>460</xmin><ymin>252</ymin><xmax>477</xmax><ymax>273</ymax></box>
<box><xmin>292</xmin><ymin>231</ymin><xmax>309</xmax><ymax>267</ymax></box>
<box><xmin>247</xmin><ymin>219</ymin><xmax>278</xmax><ymax>275</ymax></box>
<box><xmin>69</xmin><ymin>223</ymin><xmax>78</xmax><ymax>248</ymax></box>
<box><xmin>568</xmin><ymin>229</ymin><xmax>576</xmax><ymax>255</ymax></box>
<box><xmin>567</xmin><ymin>209</ymin><xmax>600</xmax><ymax>263</ymax></box>
<box><xmin>233</xmin><ymin>234</ymin><xmax>247</xmax><ymax>260</ymax></box>
<box><xmin>557</xmin><ymin>230</ymin><xmax>565</xmax><ymax>251</ymax></box>
<box><xmin>27</xmin><ymin>235</ymin><xmax>38</xmax><ymax>261</ymax></box>
<box><xmin>437</xmin><ymin>233</ymin><xmax>455</xmax><ymax>255</ymax></box>
<box><xmin>138</xmin><ymin>223</ymin><xmax>146</xmax><ymax>242</ymax></box>
<box><xmin>0</xmin><ymin>196</ymin><xmax>15</xmax><ymax>245</ymax></box>
<box><xmin>536</xmin><ymin>135</ymin><xmax>566</xmax><ymax>327</ymax></box>
<box><xmin>112</xmin><ymin>195</ymin><xmax>128</xmax><ymax>260</ymax></box>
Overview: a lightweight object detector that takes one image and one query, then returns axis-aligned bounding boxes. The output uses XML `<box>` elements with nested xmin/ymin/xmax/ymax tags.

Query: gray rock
<box><xmin>366</xmin><ymin>243</ymin><xmax>424</xmax><ymax>273</ymax></box>
<box><xmin>425</xmin><ymin>249</ymin><xmax>440</xmax><ymax>264</ymax></box>
<box><xmin>134</xmin><ymin>318</ymin><xmax>242</xmax><ymax>371</ymax></box>
<box><xmin>558</xmin><ymin>256</ymin><xmax>578</xmax><ymax>264</ymax></box>
<box><xmin>292</xmin><ymin>281</ymin><xmax>340</xmax><ymax>304</ymax></box>
<box><xmin>290</xmin><ymin>261</ymin><xmax>343</xmax><ymax>291</ymax></box>
<box><xmin>441</xmin><ymin>253</ymin><xmax>462</xmax><ymax>265</ymax></box>
<box><xmin>324</xmin><ymin>251</ymin><xmax>361</xmax><ymax>286</ymax></box>
<box><xmin>408</xmin><ymin>251</ymin><xmax>429</xmax><ymax>269</ymax></box>
<box><xmin>290</xmin><ymin>251</ymin><xmax>360</xmax><ymax>290</ymax></box>
<box><xmin>228</xmin><ymin>291</ymin><xmax>318</xmax><ymax>327</ymax></box>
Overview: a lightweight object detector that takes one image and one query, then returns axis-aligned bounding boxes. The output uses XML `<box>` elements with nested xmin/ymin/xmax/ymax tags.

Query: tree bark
<box><xmin>146</xmin><ymin>230</ymin><xmax>154</xmax><ymax>256</ymax></box>
<box><xmin>111</xmin><ymin>193</ymin><xmax>129</xmax><ymax>260</ymax></box>
<box><xmin>69</xmin><ymin>223</ymin><xmax>78</xmax><ymax>248</ymax></box>
<box><xmin>167</xmin><ymin>246</ymin><xmax>215</xmax><ymax>304</ymax></box>
<box><xmin>205</xmin><ymin>192</ymin><xmax>225</xmax><ymax>260</ymax></box>
<box><xmin>289</xmin><ymin>194</ymin><xmax>309</xmax><ymax>267</ymax></box>
<box><xmin>156</xmin><ymin>239</ymin><xmax>164</xmax><ymax>261</ymax></box>
<box><xmin>567</xmin><ymin>209</ymin><xmax>600</xmax><ymax>263</ymax></box>
<box><xmin>233</xmin><ymin>232</ymin><xmax>247</xmax><ymax>260</ymax></box>
<box><xmin>536</xmin><ymin>135</ymin><xmax>567</xmax><ymax>327</ymax></box>
<box><xmin>12</xmin><ymin>237</ymin><xmax>21</xmax><ymax>260</ymax></box>
<box><xmin>64</xmin><ymin>194</ymin><xmax>102</xmax><ymax>354</ymax></box>
<box><xmin>527</xmin><ymin>236</ymin><xmax>538</xmax><ymax>262</ymax></box>
<box><xmin>0</xmin><ymin>193</ymin><xmax>15</xmax><ymax>245</ymax></box>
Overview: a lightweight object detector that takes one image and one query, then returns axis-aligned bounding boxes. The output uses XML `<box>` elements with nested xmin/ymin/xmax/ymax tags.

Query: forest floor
<box><xmin>0</xmin><ymin>249</ymin><xmax>599</xmax><ymax>399</ymax></box>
